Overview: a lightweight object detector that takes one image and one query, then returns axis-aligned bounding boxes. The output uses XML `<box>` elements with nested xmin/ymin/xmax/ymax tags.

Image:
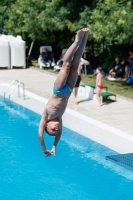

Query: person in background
<box><xmin>120</xmin><ymin>59</ymin><xmax>128</xmax><ymax>80</ymax></box>
<box><xmin>57</xmin><ymin>54</ymin><xmax>65</xmax><ymax>67</ymax></box>
<box><xmin>96</xmin><ymin>67</ymin><xmax>103</xmax><ymax>107</ymax></box>
<box><xmin>108</xmin><ymin>57</ymin><xmax>123</xmax><ymax>78</ymax></box>
<box><xmin>124</xmin><ymin>50</ymin><xmax>133</xmax><ymax>80</ymax></box>
<box><xmin>73</xmin><ymin>58</ymin><xmax>90</xmax><ymax>104</ymax></box>
<box><xmin>41</xmin><ymin>48</ymin><xmax>53</xmax><ymax>65</ymax></box>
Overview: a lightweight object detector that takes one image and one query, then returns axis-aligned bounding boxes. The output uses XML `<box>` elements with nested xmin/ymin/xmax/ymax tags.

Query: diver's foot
<box><xmin>80</xmin><ymin>28</ymin><xmax>89</xmax><ymax>44</ymax></box>
<box><xmin>75</xmin><ymin>28</ymin><xmax>89</xmax><ymax>43</ymax></box>
<box><xmin>75</xmin><ymin>29</ymin><xmax>85</xmax><ymax>43</ymax></box>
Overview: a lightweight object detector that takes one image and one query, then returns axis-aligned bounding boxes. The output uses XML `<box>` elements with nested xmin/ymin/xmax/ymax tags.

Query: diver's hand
<box><xmin>44</xmin><ymin>149</ymin><xmax>52</xmax><ymax>157</ymax></box>
<box><xmin>50</xmin><ymin>146</ymin><xmax>56</xmax><ymax>156</ymax></box>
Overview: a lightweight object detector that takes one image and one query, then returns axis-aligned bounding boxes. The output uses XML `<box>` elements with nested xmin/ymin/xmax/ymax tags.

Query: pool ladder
<box><xmin>4</xmin><ymin>80</ymin><xmax>25</xmax><ymax>105</ymax></box>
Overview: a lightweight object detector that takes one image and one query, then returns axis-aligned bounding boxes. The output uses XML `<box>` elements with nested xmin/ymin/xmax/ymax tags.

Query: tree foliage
<box><xmin>1</xmin><ymin>0</ymin><xmax>133</xmax><ymax>48</ymax></box>
<box><xmin>90</xmin><ymin>0</ymin><xmax>133</xmax><ymax>43</ymax></box>
<box><xmin>1</xmin><ymin>0</ymin><xmax>92</xmax><ymax>46</ymax></box>
<box><xmin>0</xmin><ymin>0</ymin><xmax>16</xmax><ymax>29</ymax></box>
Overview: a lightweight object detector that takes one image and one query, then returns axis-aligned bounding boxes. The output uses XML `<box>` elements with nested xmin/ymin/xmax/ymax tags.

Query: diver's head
<box><xmin>45</xmin><ymin>118</ymin><xmax>60</xmax><ymax>136</ymax></box>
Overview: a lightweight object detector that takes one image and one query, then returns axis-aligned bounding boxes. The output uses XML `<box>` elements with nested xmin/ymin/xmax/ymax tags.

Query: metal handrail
<box><xmin>4</xmin><ymin>80</ymin><xmax>19</xmax><ymax>99</ymax></box>
<box><xmin>18</xmin><ymin>82</ymin><xmax>25</xmax><ymax>100</ymax></box>
<box><xmin>4</xmin><ymin>80</ymin><xmax>25</xmax><ymax>106</ymax></box>
<box><xmin>8</xmin><ymin>82</ymin><xmax>25</xmax><ymax>105</ymax></box>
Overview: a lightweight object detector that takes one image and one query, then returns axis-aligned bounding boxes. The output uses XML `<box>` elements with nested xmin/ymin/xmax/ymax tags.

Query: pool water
<box><xmin>0</xmin><ymin>96</ymin><xmax>133</xmax><ymax>200</ymax></box>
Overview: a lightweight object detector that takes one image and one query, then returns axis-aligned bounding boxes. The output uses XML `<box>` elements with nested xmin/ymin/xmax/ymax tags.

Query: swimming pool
<box><xmin>1</xmin><ymin>95</ymin><xmax>133</xmax><ymax>200</ymax></box>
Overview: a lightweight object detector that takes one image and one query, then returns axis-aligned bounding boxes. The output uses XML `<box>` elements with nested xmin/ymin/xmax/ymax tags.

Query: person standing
<box><xmin>96</xmin><ymin>67</ymin><xmax>103</xmax><ymax>107</ymax></box>
<box><xmin>73</xmin><ymin>58</ymin><xmax>89</xmax><ymax>104</ymax></box>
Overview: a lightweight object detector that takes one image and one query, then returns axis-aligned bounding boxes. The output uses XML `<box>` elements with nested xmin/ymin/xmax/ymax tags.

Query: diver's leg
<box><xmin>67</xmin><ymin>29</ymin><xmax>89</xmax><ymax>89</ymax></box>
<box><xmin>55</xmin><ymin>29</ymin><xmax>85</xmax><ymax>90</ymax></box>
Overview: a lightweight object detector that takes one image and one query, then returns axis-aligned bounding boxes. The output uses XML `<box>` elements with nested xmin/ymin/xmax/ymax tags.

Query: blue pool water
<box><xmin>0</xmin><ymin>96</ymin><xmax>133</xmax><ymax>200</ymax></box>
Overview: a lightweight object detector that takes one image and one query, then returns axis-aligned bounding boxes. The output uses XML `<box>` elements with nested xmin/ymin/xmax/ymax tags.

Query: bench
<box><xmin>79</xmin><ymin>84</ymin><xmax>94</xmax><ymax>99</ymax></box>
<box><xmin>79</xmin><ymin>84</ymin><xmax>86</xmax><ymax>87</ymax></box>
<box><xmin>79</xmin><ymin>84</ymin><xmax>116</xmax><ymax>102</ymax></box>
<box><xmin>101</xmin><ymin>92</ymin><xmax>116</xmax><ymax>101</ymax></box>
<box><xmin>78</xmin><ymin>84</ymin><xmax>86</xmax><ymax>96</ymax></box>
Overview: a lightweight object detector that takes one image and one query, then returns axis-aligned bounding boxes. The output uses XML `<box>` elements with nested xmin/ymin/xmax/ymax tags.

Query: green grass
<box><xmin>32</xmin><ymin>61</ymin><xmax>133</xmax><ymax>99</ymax></box>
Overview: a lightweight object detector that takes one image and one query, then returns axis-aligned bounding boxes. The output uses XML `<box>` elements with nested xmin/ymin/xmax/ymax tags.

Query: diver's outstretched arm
<box><xmin>50</xmin><ymin>118</ymin><xmax>62</xmax><ymax>156</ymax></box>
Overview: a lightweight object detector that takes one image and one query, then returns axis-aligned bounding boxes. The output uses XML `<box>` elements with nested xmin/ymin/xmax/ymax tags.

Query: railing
<box><xmin>4</xmin><ymin>80</ymin><xmax>19</xmax><ymax>99</ymax></box>
<box><xmin>4</xmin><ymin>80</ymin><xmax>25</xmax><ymax>105</ymax></box>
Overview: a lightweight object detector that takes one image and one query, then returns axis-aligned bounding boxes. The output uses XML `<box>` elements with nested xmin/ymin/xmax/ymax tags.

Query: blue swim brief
<box><xmin>53</xmin><ymin>84</ymin><xmax>72</xmax><ymax>95</ymax></box>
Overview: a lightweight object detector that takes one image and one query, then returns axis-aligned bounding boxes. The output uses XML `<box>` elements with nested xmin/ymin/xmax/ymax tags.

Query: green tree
<box><xmin>90</xmin><ymin>0</ymin><xmax>133</xmax><ymax>43</ymax></box>
<box><xmin>4</xmin><ymin>0</ymin><xmax>93</xmax><ymax>47</ymax></box>
<box><xmin>5</xmin><ymin>0</ymin><xmax>47</xmax><ymax>41</ymax></box>
<box><xmin>0</xmin><ymin>0</ymin><xmax>16</xmax><ymax>29</ymax></box>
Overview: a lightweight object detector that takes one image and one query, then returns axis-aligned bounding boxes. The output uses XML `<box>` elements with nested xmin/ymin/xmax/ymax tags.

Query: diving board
<box><xmin>106</xmin><ymin>153</ymin><xmax>133</xmax><ymax>172</ymax></box>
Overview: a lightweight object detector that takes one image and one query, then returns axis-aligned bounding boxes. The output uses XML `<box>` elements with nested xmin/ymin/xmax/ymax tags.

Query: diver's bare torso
<box><xmin>44</xmin><ymin>93</ymin><xmax>70</xmax><ymax>120</ymax></box>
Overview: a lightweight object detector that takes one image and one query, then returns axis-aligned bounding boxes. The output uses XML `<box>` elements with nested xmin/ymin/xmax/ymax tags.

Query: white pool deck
<box><xmin>0</xmin><ymin>67</ymin><xmax>133</xmax><ymax>154</ymax></box>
